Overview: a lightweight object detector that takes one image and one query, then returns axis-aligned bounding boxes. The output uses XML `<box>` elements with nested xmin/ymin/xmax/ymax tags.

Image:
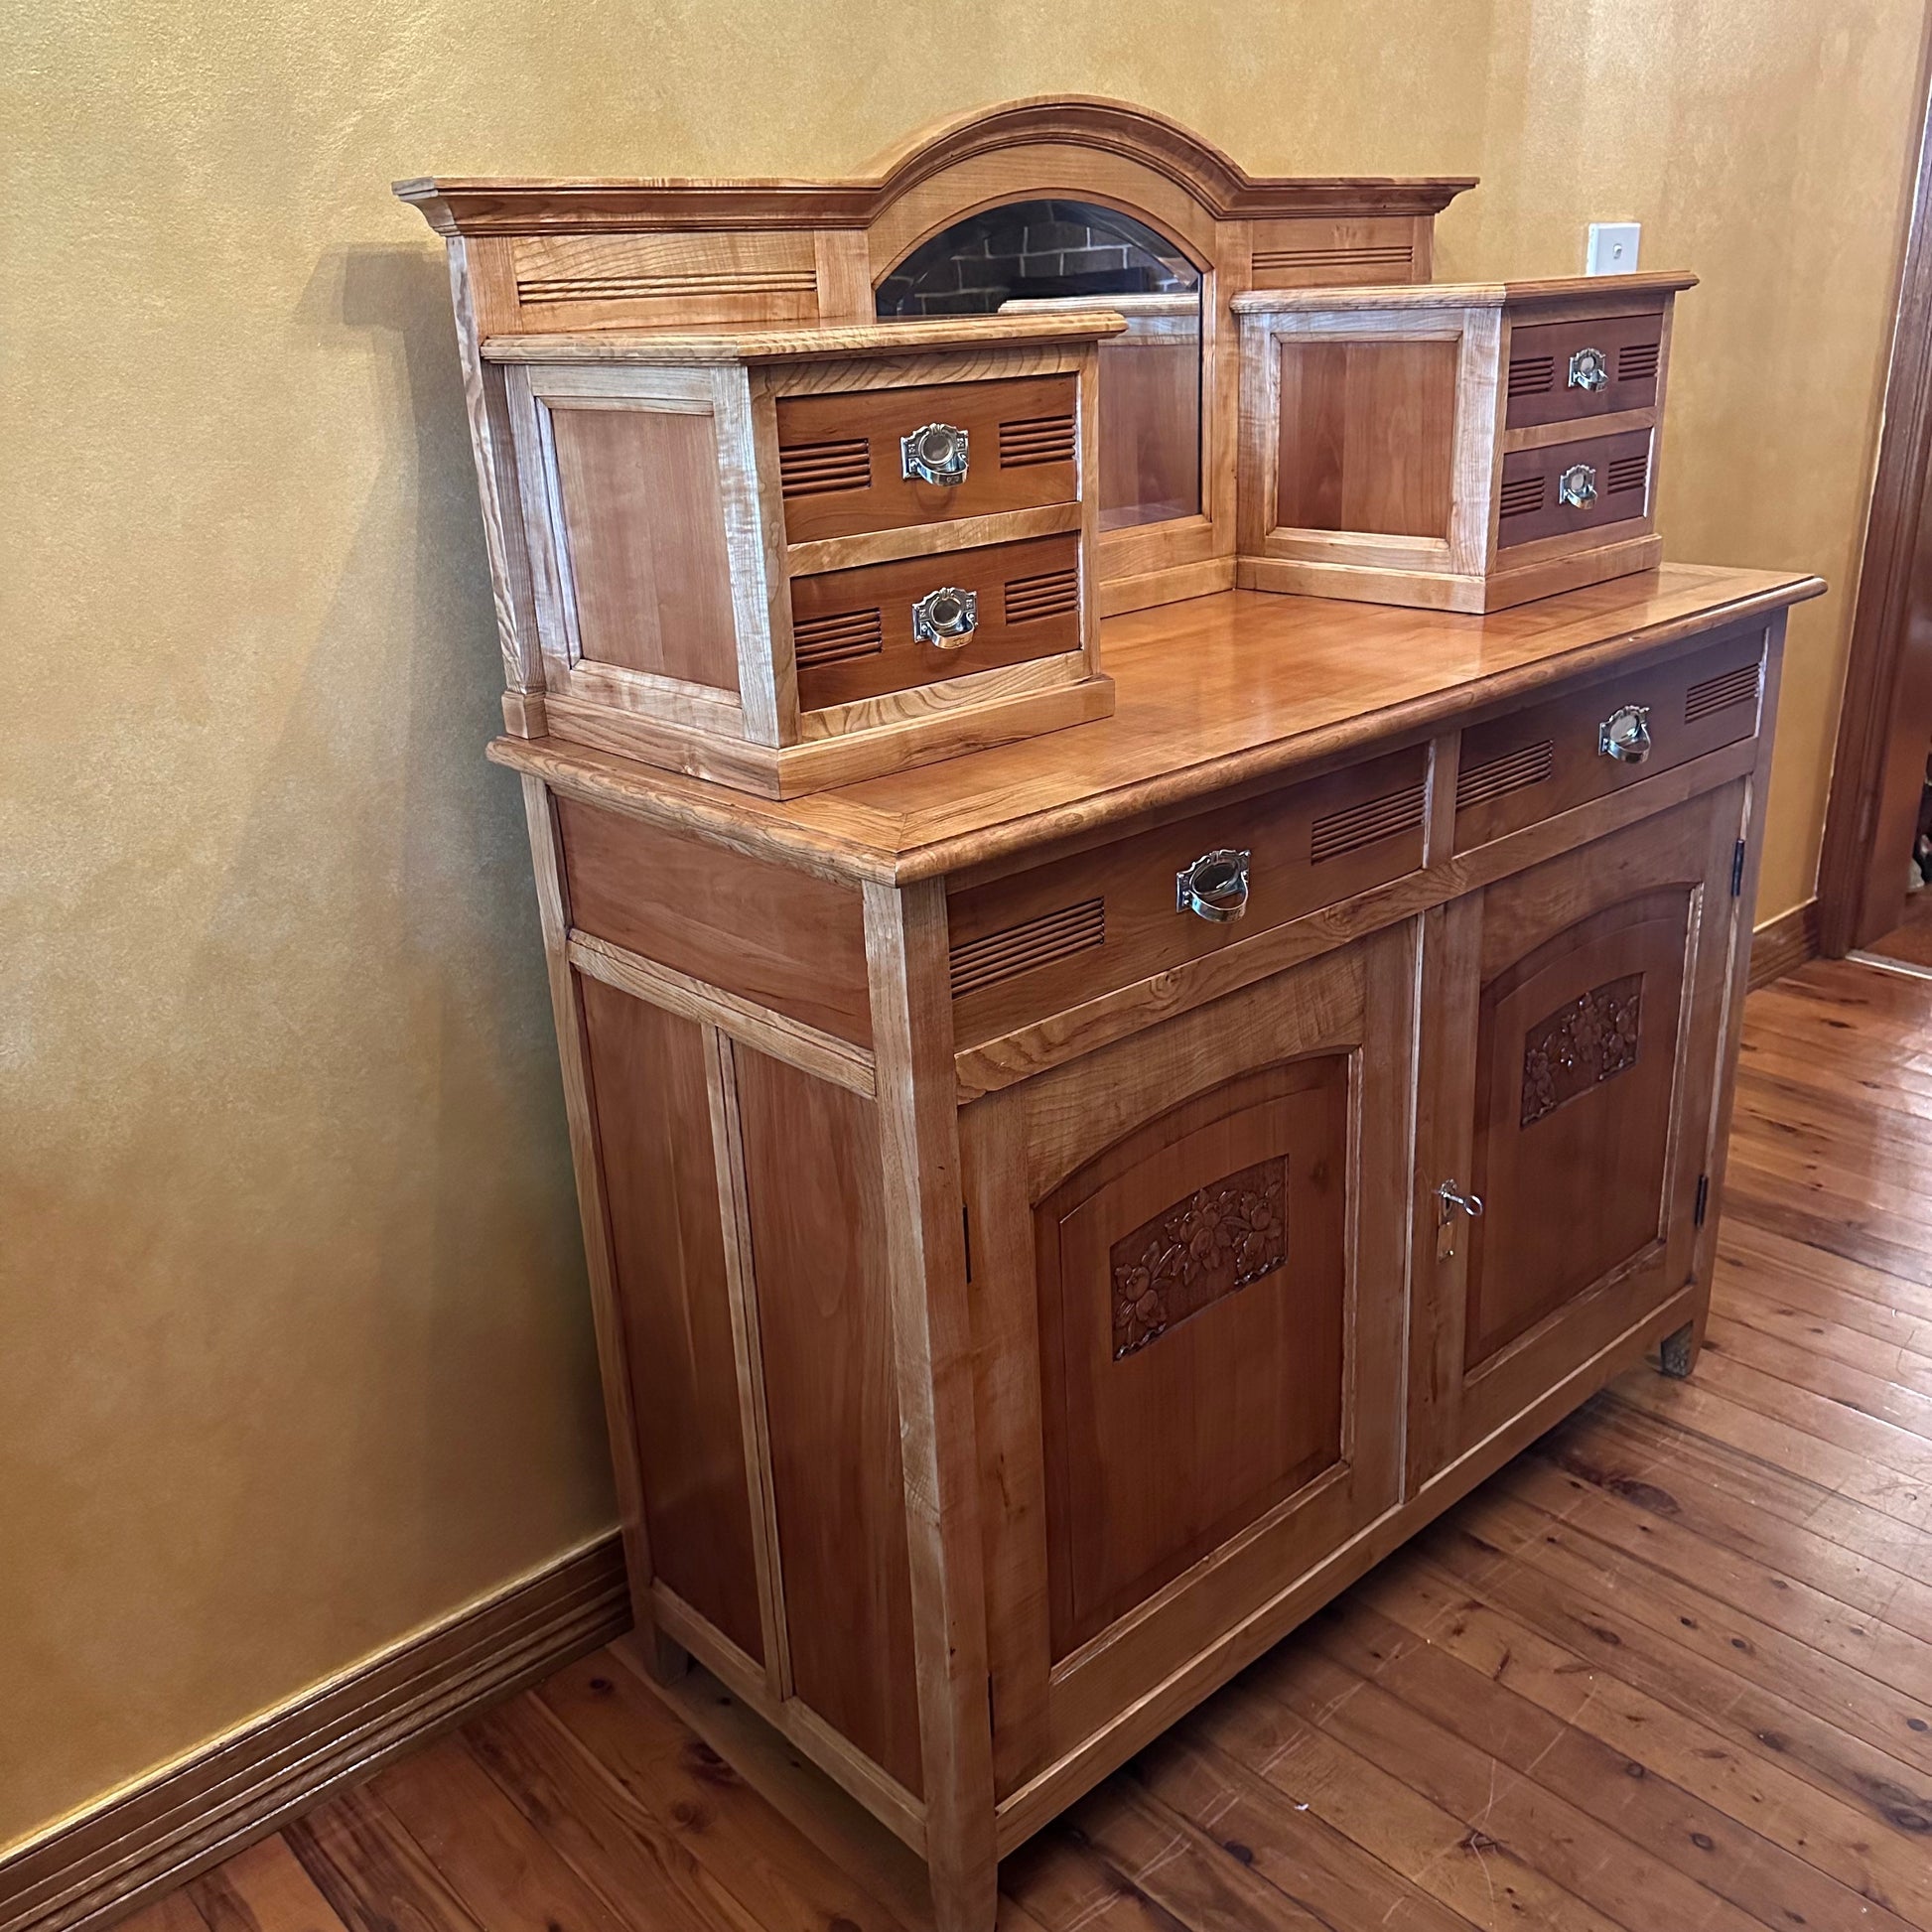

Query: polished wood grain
<box><xmin>1274</xmin><ymin>337</ymin><xmax>1460</xmax><ymax>538</ymax></box>
<box><xmin>483</xmin><ymin>314</ymin><xmax>1122</xmax><ymax>365</ymax></box>
<box><xmin>494</xmin><ymin>570</ymin><xmax>1823</xmax><ymax>887</ymax></box>
<box><xmin>577</xmin><ymin>983</ymin><xmax>765</xmax><ymax>1659</ymax></box>
<box><xmin>555</xmin><ymin>795</ymin><xmax>874</xmax><ymax>1045</ymax></box>
<box><xmin>131</xmin><ymin>957</ymin><xmax>1932</xmax><ymax>1932</ymax></box>
<box><xmin>547</xmin><ymin>402</ymin><xmax>743</xmax><ymax>690</ymax></box>
<box><xmin>731</xmin><ymin>1046</ymin><xmax>925</xmax><ymax>1797</ymax></box>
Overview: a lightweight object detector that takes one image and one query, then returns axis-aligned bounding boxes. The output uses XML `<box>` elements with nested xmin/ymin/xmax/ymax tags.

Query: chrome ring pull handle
<box><xmin>1437</xmin><ymin>1179</ymin><xmax>1485</xmax><ymax>1221</ymax></box>
<box><xmin>1598</xmin><ymin>703</ymin><xmax>1653</xmax><ymax>765</ymax></box>
<box><xmin>900</xmin><ymin>422</ymin><xmax>970</xmax><ymax>486</ymax></box>
<box><xmin>911</xmin><ymin>586</ymin><xmax>978</xmax><ymax>648</ymax></box>
<box><xmin>1558</xmin><ymin>462</ymin><xmax>1599</xmax><ymax>508</ymax></box>
<box><xmin>1175</xmin><ymin>848</ymin><xmax>1252</xmax><ymax>923</ymax></box>
<box><xmin>1568</xmin><ymin>345</ymin><xmax>1611</xmax><ymax>393</ymax></box>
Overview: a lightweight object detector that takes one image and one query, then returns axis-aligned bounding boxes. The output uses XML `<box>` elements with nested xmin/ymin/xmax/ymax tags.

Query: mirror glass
<box><xmin>877</xmin><ymin>200</ymin><xmax>1202</xmax><ymax>530</ymax></box>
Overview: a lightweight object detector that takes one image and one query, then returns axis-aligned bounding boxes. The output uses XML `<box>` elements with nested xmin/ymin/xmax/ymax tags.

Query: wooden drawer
<box><xmin>1453</xmin><ymin>631</ymin><xmax>1764</xmax><ymax>852</ymax></box>
<box><xmin>791</xmin><ymin>532</ymin><xmax>1080</xmax><ymax>712</ymax></box>
<box><xmin>1497</xmin><ymin>427</ymin><xmax>1651</xmax><ymax>548</ymax></box>
<box><xmin>776</xmin><ymin>374</ymin><xmax>1079</xmax><ymax>543</ymax></box>
<box><xmin>948</xmin><ymin>744</ymin><xmax>1430</xmax><ymax>1042</ymax></box>
<box><xmin>1505</xmin><ymin>311</ymin><xmax>1665</xmax><ymax>429</ymax></box>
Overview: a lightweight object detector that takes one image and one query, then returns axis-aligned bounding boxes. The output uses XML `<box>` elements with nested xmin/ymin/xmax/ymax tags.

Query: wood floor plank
<box><xmin>1704</xmin><ymin>1311</ymin><xmax>1932</xmax><ymax>1460</ymax></box>
<box><xmin>1357</xmin><ymin>1549</ymin><xmax>1932</xmax><ymax>1922</ymax></box>
<box><xmin>1718</xmin><ymin>1222</ymin><xmax>1932</xmax><ymax>1336</ymax></box>
<box><xmin>111</xmin><ymin>1887</ymin><xmax>214</xmax><ymax>1932</ymax></box>
<box><xmin>283</xmin><ymin>1785</ymin><xmax>484</xmax><ymax>1932</ymax></box>
<box><xmin>1537</xmin><ymin>1403</ymin><xmax>1932</xmax><ymax>1644</ymax></box>
<box><xmin>461</xmin><ymin>1701</ymin><xmax>769</xmax><ymax>1932</ymax></box>
<box><xmin>539</xmin><ymin>1649</ymin><xmax>910</xmax><ymax>1932</ymax></box>
<box><xmin>999</xmin><ymin>1827</ymin><xmax>1203</xmax><ymax>1932</ymax></box>
<box><xmin>366</xmin><ymin>1736</ymin><xmax>636</xmax><ymax>1932</ymax></box>
<box><xmin>1421</xmin><ymin>1510</ymin><xmax>1932</xmax><ymax>1846</ymax></box>
<box><xmin>1305</xmin><ymin>1589</ymin><xmax>1921</xmax><ymax>1932</ymax></box>
<box><xmin>1244</xmin><ymin>1638</ymin><xmax>1770</xmax><ymax>1932</ymax></box>
<box><xmin>185</xmin><ymin>1835</ymin><xmax>350</xmax><ymax>1932</ymax></box>
<box><xmin>1182</xmin><ymin>1662</ymin><xmax>1628</xmax><ymax>1932</ymax></box>
<box><xmin>1125</xmin><ymin>1729</ymin><xmax>1477</xmax><ymax>1932</ymax></box>
<box><xmin>1712</xmin><ymin>1289</ymin><xmax>1932</xmax><ymax>1413</ymax></box>
<box><xmin>1491</xmin><ymin>1449</ymin><xmax>1932</xmax><ymax>1693</ymax></box>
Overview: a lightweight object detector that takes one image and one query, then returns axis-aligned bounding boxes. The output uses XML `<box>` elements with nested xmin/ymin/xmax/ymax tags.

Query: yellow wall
<box><xmin>3</xmin><ymin>0</ymin><xmax>1923</xmax><ymax>1855</ymax></box>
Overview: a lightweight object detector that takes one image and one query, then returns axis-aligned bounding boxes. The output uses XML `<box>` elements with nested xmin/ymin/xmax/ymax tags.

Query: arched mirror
<box><xmin>876</xmin><ymin>200</ymin><xmax>1203</xmax><ymax>532</ymax></box>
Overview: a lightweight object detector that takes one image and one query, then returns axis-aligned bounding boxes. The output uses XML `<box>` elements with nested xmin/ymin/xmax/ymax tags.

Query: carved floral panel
<box><xmin>1520</xmin><ymin>972</ymin><xmax>1643</xmax><ymax>1128</ymax></box>
<box><xmin>1109</xmin><ymin>1156</ymin><xmax>1289</xmax><ymax>1359</ymax></box>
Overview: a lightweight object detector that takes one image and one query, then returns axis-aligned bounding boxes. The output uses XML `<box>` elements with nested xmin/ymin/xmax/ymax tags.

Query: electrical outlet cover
<box><xmin>1587</xmin><ymin>221</ymin><xmax>1641</xmax><ymax>275</ymax></box>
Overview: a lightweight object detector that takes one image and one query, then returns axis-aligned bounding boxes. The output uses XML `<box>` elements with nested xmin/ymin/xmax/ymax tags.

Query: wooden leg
<box><xmin>638</xmin><ymin>1624</ymin><xmax>690</xmax><ymax>1684</ymax></box>
<box><xmin>1657</xmin><ymin>1318</ymin><xmax>1699</xmax><ymax>1378</ymax></box>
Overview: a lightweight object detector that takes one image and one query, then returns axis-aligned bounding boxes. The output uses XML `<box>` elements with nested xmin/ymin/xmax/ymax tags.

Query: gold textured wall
<box><xmin>3</xmin><ymin>0</ymin><xmax>1923</xmax><ymax>1855</ymax></box>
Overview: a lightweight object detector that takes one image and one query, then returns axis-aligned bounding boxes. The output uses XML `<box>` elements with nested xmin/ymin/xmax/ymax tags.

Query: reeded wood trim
<box><xmin>1749</xmin><ymin>896</ymin><xmax>1821</xmax><ymax>990</ymax></box>
<box><xmin>396</xmin><ymin>96</ymin><xmax>1475</xmax><ymax>234</ymax></box>
<box><xmin>0</xmin><ymin>1537</ymin><xmax>627</xmax><ymax>1932</ymax></box>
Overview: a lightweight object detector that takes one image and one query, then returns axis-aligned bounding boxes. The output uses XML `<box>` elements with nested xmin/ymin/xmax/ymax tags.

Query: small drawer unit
<box><xmin>1232</xmin><ymin>273</ymin><xmax>1694</xmax><ymax>614</ymax></box>
<box><xmin>489</xmin><ymin>314</ymin><xmax>1122</xmax><ymax>797</ymax></box>
<box><xmin>1452</xmin><ymin>626</ymin><xmax>1765</xmax><ymax>851</ymax></box>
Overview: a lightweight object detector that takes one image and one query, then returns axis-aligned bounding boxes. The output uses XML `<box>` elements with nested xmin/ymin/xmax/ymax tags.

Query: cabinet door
<box><xmin>964</xmin><ymin>921</ymin><xmax>1417</xmax><ymax>1796</ymax></box>
<box><xmin>1408</xmin><ymin>781</ymin><xmax>1745</xmax><ymax>1485</ymax></box>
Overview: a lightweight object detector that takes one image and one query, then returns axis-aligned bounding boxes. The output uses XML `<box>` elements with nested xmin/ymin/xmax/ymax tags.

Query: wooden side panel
<box><xmin>578</xmin><ymin>980</ymin><xmax>764</xmax><ymax>1659</ymax></box>
<box><xmin>777</xmin><ymin>374</ymin><xmax>1079</xmax><ymax>543</ymax></box>
<box><xmin>509</xmin><ymin>229</ymin><xmax>820</xmax><ymax>332</ymax></box>
<box><xmin>1036</xmin><ymin>1058</ymin><xmax>1349</xmax><ymax>1655</ymax></box>
<box><xmin>790</xmin><ymin>532</ymin><xmax>1081</xmax><ymax>711</ymax></box>
<box><xmin>1246</xmin><ymin>216</ymin><xmax>1422</xmax><ymax>287</ymax></box>
<box><xmin>1099</xmin><ymin>322</ymin><xmax>1201</xmax><ymax>531</ymax></box>
<box><xmin>556</xmin><ymin>798</ymin><xmax>873</xmax><ymax>1046</ymax></box>
<box><xmin>1274</xmin><ymin>339</ymin><xmax>1459</xmax><ymax>539</ymax></box>
<box><xmin>548</xmin><ymin>404</ymin><xmax>742</xmax><ymax>692</ymax></box>
<box><xmin>734</xmin><ymin>1048</ymin><xmax>925</xmax><ymax>1796</ymax></box>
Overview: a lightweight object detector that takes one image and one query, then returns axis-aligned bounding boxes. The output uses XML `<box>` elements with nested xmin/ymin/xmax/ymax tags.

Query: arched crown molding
<box><xmin>395</xmin><ymin>94</ymin><xmax>1475</xmax><ymax>236</ymax></box>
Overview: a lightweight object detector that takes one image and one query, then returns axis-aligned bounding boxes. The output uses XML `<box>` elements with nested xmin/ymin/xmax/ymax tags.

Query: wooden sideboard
<box><xmin>489</xmin><ymin>562</ymin><xmax>1822</xmax><ymax>1931</ymax></box>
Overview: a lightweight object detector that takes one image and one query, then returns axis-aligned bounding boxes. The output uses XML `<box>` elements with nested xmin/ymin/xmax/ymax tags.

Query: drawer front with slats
<box><xmin>1497</xmin><ymin>427</ymin><xmax>1653</xmax><ymax>549</ymax></box>
<box><xmin>1505</xmin><ymin>310</ymin><xmax>1666</xmax><ymax>429</ymax></box>
<box><xmin>1453</xmin><ymin>631</ymin><xmax>1765</xmax><ymax>852</ymax></box>
<box><xmin>791</xmin><ymin>532</ymin><xmax>1079</xmax><ymax>712</ymax></box>
<box><xmin>947</xmin><ymin>744</ymin><xmax>1430</xmax><ymax>1043</ymax></box>
<box><xmin>776</xmin><ymin>374</ymin><xmax>1079</xmax><ymax>543</ymax></box>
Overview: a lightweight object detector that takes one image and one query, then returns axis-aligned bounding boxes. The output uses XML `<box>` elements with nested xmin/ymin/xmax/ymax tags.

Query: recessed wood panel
<box><xmin>557</xmin><ymin>798</ymin><xmax>872</xmax><ymax>1046</ymax></box>
<box><xmin>548</xmin><ymin>404</ymin><xmax>741</xmax><ymax>693</ymax></box>
<box><xmin>1099</xmin><ymin>328</ymin><xmax>1200</xmax><ymax>530</ymax></box>
<box><xmin>578</xmin><ymin>980</ymin><xmax>763</xmax><ymax>1658</ymax></box>
<box><xmin>1466</xmin><ymin>892</ymin><xmax>1691</xmax><ymax>1366</ymax></box>
<box><xmin>1246</xmin><ymin>216</ymin><xmax>1421</xmax><ymax>286</ymax></box>
<box><xmin>1036</xmin><ymin>1058</ymin><xmax>1349</xmax><ymax>1656</ymax></box>
<box><xmin>1505</xmin><ymin>309</ymin><xmax>1666</xmax><ymax>428</ymax></box>
<box><xmin>733</xmin><ymin>1048</ymin><xmax>923</xmax><ymax>1795</ymax></box>
<box><xmin>1274</xmin><ymin>338</ymin><xmax>1458</xmax><ymax>539</ymax></box>
<box><xmin>790</xmin><ymin>532</ymin><xmax>1080</xmax><ymax>712</ymax></box>
<box><xmin>776</xmin><ymin>374</ymin><xmax>1078</xmax><ymax>543</ymax></box>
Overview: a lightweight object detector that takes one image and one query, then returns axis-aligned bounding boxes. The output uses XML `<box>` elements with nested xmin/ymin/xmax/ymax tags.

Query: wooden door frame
<box><xmin>1819</xmin><ymin>23</ymin><xmax>1932</xmax><ymax>955</ymax></box>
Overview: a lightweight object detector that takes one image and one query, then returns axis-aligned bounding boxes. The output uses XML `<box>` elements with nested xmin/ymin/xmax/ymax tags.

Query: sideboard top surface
<box><xmin>490</xmin><ymin>564</ymin><xmax>1824</xmax><ymax>885</ymax></box>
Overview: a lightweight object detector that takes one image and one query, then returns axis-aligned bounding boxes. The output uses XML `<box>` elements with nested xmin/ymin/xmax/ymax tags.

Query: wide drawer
<box><xmin>776</xmin><ymin>374</ymin><xmax>1079</xmax><ymax>543</ymax></box>
<box><xmin>1453</xmin><ymin>629</ymin><xmax>1765</xmax><ymax>852</ymax></box>
<box><xmin>947</xmin><ymin>743</ymin><xmax>1430</xmax><ymax>1042</ymax></box>
<box><xmin>790</xmin><ymin>532</ymin><xmax>1080</xmax><ymax>712</ymax></box>
<box><xmin>1505</xmin><ymin>311</ymin><xmax>1665</xmax><ymax>429</ymax></box>
<box><xmin>1497</xmin><ymin>427</ymin><xmax>1652</xmax><ymax>549</ymax></box>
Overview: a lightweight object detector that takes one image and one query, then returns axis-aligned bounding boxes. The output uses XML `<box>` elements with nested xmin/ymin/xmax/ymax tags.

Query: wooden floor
<box><xmin>126</xmin><ymin>956</ymin><xmax>1932</xmax><ymax>1932</ymax></box>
